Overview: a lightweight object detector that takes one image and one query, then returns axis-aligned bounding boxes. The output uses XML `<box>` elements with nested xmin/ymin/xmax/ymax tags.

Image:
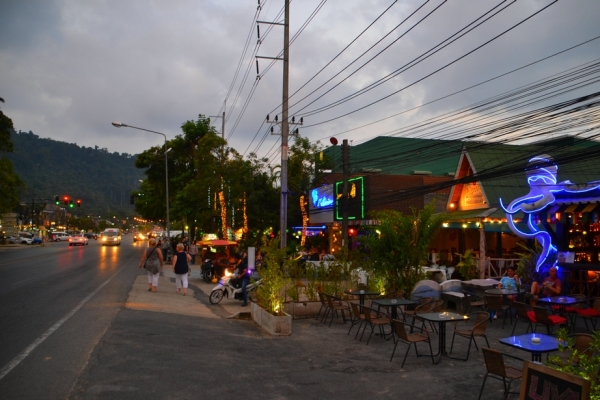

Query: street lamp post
<box><xmin>111</xmin><ymin>121</ymin><xmax>170</xmax><ymax>238</ymax></box>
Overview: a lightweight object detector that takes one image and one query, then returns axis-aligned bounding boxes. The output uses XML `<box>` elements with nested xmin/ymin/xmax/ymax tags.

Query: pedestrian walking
<box><xmin>161</xmin><ymin>236</ymin><xmax>170</xmax><ymax>261</ymax></box>
<box><xmin>139</xmin><ymin>238</ymin><xmax>164</xmax><ymax>293</ymax></box>
<box><xmin>172</xmin><ymin>243</ymin><xmax>191</xmax><ymax>295</ymax></box>
<box><xmin>188</xmin><ymin>239</ymin><xmax>198</xmax><ymax>265</ymax></box>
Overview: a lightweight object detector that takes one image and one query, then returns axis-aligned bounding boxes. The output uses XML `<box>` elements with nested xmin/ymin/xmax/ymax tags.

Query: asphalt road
<box><xmin>0</xmin><ymin>238</ymin><xmax>143</xmax><ymax>399</ymax></box>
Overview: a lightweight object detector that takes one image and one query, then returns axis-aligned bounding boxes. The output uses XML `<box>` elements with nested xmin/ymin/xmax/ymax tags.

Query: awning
<box><xmin>548</xmin><ymin>202</ymin><xmax>599</xmax><ymax>214</ymax></box>
<box><xmin>442</xmin><ymin>207</ymin><xmax>500</xmax><ymax>222</ymax></box>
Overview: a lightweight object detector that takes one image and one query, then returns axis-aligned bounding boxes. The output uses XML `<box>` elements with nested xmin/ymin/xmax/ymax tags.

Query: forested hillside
<box><xmin>6</xmin><ymin>131</ymin><xmax>145</xmax><ymax>216</ymax></box>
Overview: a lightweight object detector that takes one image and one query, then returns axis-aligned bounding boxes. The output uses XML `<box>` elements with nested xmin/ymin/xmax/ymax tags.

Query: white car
<box><xmin>52</xmin><ymin>232</ymin><xmax>71</xmax><ymax>241</ymax></box>
<box><xmin>69</xmin><ymin>234</ymin><xmax>89</xmax><ymax>246</ymax></box>
<box><xmin>18</xmin><ymin>236</ymin><xmax>33</xmax><ymax>245</ymax></box>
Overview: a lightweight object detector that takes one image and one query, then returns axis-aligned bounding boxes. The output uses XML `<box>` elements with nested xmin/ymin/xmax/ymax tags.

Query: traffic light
<box><xmin>55</xmin><ymin>195</ymin><xmax>60</xmax><ymax>205</ymax></box>
<box><xmin>69</xmin><ymin>199</ymin><xmax>74</xmax><ymax>208</ymax></box>
<box><xmin>76</xmin><ymin>199</ymin><xmax>81</xmax><ymax>207</ymax></box>
<box><xmin>63</xmin><ymin>196</ymin><xmax>69</xmax><ymax>205</ymax></box>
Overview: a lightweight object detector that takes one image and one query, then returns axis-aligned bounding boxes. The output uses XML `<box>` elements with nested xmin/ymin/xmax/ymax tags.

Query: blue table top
<box><xmin>499</xmin><ymin>333</ymin><xmax>560</xmax><ymax>353</ymax></box>
<box><xmin>537</xmin><ymin>296</ymin><xmax>582</xmax><ymax>306</ymax></box>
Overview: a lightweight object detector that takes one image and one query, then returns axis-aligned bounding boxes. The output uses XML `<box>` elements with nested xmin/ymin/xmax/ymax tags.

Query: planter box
<box><xmin>251</xmin><ymin>302</ymin><xmax>292</xmax><ymax>336</ymax></box>
<box><xmin>283</xmin><ymin>301</ymin><xmax>322</xmax><ymax>319</ymax></box>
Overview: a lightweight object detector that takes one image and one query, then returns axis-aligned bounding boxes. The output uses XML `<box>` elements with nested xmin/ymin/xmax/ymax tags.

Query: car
<box><xmin>18</xmin><ymin>236</ymin><xmax>33</xmax><ymax>245</ymax></box>
<box><xmin>83</xmin><ymin>232</ymin><xmax>98</xmax><ymax>239</ymax></box>
<box><xmin>133</xmin><ymin>232</ymin><xmax>146</xmax><ymax>242</ymax></box>
<box><xmin>52</xmin><ymin>232</ymin><xmax>71</xmax><ymax>241</ymax></box>
<box><xmin>31</xmin><ymin>237</ymin><xmax>43</xmax><ymax>244</ymax></box>
<box><xmin>69</xmin><ymin>234</ymin><xmax>89</xmax><ymax>246</ymax></box>
<box><xmin>100</xmin><ymin>228</ymin><xmax>122</xmax><ymax>246</ymax></box>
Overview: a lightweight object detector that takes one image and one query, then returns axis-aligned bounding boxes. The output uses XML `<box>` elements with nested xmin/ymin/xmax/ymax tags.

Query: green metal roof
<box><xmin>323</xmin><ymin>136</ymin><xmax>463</xmax><ymax>176</ymax></box>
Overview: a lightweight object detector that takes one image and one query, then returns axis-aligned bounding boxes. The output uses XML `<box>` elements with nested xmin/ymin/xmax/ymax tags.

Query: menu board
<box><xmin>520</xmin><ymin>361</ymin><xmax>590</xmax><ymax>400</ymax></box>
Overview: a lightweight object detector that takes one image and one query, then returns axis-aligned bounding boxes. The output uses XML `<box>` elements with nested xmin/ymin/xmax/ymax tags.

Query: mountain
<box><xmin>6</xmin><ymin>130</ymin><xmax>145</xmax><ymax>216</ymax></box>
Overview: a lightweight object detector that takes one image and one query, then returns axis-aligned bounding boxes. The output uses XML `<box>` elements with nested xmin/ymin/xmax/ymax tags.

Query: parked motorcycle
<box><xmin>200</xmin><ymin>259</ymin><xmax>216</xmax><ymax>283</ymax></box>
<box><xmin>209</xmin><ymin>273</ymin><xmax>262</xmax><ymax>304</ymax></box>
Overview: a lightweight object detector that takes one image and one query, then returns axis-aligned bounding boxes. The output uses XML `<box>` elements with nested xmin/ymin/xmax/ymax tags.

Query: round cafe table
<box><xmin>344</xmin><ymin>289</ymin><xmax>380</xmax><ymax>306</ymax></box>
<box><xmin>484</xmin><ymin>288</ymin><xmax>525</xmax><ymax>297</ymax></box>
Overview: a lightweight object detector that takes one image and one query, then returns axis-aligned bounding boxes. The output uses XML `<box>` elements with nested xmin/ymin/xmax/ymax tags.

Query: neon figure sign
<box><xmin>311</xmin><ymin>188</ymin><xmax>333</xmax><ymax>208</ymax></box>
<box><xmin>501</xmin><ymin>155</ymin><xmax>600</xmax><ymax>271</ymax></box>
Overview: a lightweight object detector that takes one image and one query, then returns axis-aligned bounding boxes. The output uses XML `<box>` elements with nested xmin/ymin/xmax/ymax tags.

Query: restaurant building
<box><xmin>310</xmin><ymin>136</ymin><xmax>600</xmax><ymax>296</ymax></box>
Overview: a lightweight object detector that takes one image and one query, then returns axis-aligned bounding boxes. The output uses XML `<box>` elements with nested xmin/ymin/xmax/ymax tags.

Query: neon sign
<box><xmin>335</xmin><ymin>177</ymin><xmax>365</xmax><ymax>220</ymax></box>
<box><xmin>503</xmin><ymin>154</ymin><xmax>600</xmax><ymax>271</ymax></box>
<box><xmin>311</xmin><ymin>188</ymin><xmax>333</xmax><ymax>208</ymax></box>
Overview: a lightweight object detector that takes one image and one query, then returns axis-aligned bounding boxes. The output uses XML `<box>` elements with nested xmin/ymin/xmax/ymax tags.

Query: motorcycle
<box><xmin>200</xmin><ymin>259</ymin><xmax>216</xmax><ymax>283</ymax></box>
<box><xmin>209</xmin><ymin>273</ymin><xmax>262</xmax><ymax>304</ymax></box>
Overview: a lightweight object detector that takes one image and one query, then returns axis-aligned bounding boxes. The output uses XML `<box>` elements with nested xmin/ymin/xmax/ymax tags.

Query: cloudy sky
<box><xmin>1</xmin><ymin>0</ymin><xmax>599</xmax><ymax>165</ymax></box>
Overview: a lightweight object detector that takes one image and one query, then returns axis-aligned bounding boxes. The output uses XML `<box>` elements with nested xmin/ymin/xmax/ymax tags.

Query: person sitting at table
<box><xmin>526</xmin><ymin>266</ymin><xmax>561</xmax><ymax>306</ymax></box>
<box><xmin>497</xmin><ymin>266</ymin><xmax>520</xmax><ymax>301</ymax></box>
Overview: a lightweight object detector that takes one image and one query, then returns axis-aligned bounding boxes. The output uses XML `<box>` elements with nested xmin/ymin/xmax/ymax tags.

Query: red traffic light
<box><xmin>76</xmin><ymin>199</ymin><xmax>82</xmax><ymax>207</ymax></box>
<box><xmin>63</xmin><ymin>196</ymin><xmax>69</xmax><ymax>205</ymax></box>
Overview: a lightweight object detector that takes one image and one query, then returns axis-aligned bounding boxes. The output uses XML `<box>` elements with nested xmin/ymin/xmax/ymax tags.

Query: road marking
<box><xmin>0</xmin><ymin>261</ymin><xmax>128</xmax><ymax>380</ymax></box>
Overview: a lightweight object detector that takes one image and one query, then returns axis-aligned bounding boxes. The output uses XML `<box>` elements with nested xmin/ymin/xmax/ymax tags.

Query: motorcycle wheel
<box><xmin>203</xmin><ymin>270</ymin><xmax>213</xmax><ymax>284</ymax></box>
<box><xmin>209</xmin><ymin>289</ymin><xmax>224</xmax><ymax>304</ymax></box>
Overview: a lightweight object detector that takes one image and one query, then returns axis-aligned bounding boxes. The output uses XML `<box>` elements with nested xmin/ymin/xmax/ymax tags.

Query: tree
<box><xmin>360</xmin><ymin>202</ymin><xmax>446</xmax><ymax>295</ymax></box>
<box><xmin>0</xmin><ymin>100</ymin><xmax>24</xmax><ymax>213</ymax></box>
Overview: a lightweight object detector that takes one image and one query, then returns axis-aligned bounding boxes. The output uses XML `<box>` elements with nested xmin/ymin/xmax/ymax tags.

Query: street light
<box><xmin>112</xmin><ymin>121</ymin><xmax>170</xmax><ymax>238</ymax></box>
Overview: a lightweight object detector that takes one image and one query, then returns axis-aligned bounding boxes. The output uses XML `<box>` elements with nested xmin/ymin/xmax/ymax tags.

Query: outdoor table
<box><xmin>537</xmin><ymin>296</ymin><xmax>585</xmax><ymax>317</ymax></box>
<box><xmin>417</xmin><ymin>312</ymin><xmax>470</xmax><ymax>364</ymax></box>
<box><xmin>499</xmin><ymin>333</ymin><xmax>561</xmax><ymax>362</ymax></box>
<box><xmin>344</xmin><ymin>289</ymin><xmax>380</xmax><ymax>306</ymax></box>
<box><xmin>484</xmin><ymin>288</ymin><xmax>524</xmax><ymax>297</ymax></box>
<box><xmin>372</xmin><ymin>298</ymin><xmax>416</xmax><ymax>320</ymax></box>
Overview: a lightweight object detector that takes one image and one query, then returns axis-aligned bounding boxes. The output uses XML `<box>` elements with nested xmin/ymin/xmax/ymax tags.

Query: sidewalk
<box><xmin>125</xmin><ymin>263</ymin><xmax>246</xmax><ymax>318</ymax></box>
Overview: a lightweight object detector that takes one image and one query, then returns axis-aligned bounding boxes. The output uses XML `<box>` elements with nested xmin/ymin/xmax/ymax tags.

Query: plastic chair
<box><xmin>450</xmin><ymin>312</ymin><xmax>491</xmax><ymax>361</ymax></box>
<box><xmin>390</xmin><ymin>319</ymin><xmax>434</xmax><ymax>367</ymax></box>
<box><xmin>477</xmin><ymin>348</ymin><xmax>523</xmax><ymax>400</ymax></box>
<box><xmin>446</xmin><ymin>267</ymin><xmax>455</xmax><ymax>280</ymax></box>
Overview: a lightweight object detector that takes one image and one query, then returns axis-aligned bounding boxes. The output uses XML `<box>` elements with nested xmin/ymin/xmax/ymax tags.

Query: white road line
<box><xmin>0</xmin><ymin>263</ymin><xmax>128</xmax><ymax>380</ymax></box>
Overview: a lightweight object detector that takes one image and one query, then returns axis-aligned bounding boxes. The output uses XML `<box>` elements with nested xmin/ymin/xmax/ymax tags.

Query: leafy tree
<box><xmin>0</xmin><ymin>101</ymin><xmax>24</xmax><ymax>213</ymax></box>
<box><xmin>360</xmin><ymin>202</ymin><xmax>446</xmax><ymax>295</ymax></box>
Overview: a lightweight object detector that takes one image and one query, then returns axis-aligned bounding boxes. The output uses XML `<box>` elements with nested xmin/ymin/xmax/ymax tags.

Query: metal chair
<box><xmin>348</xmin><ymin>302</ymin><xmax>367</xmax><ymax>338</ymax></box>
<box><xmin>462</xmin><ymin>290</ymin><xmax>485</xmax><ymax>313</ymax></box>
<box><xmin>324</xmin><ymin>294</ymin><xmax>350</xmax><ymax>327</ymax></box>
<box><xmin>484</xmin><ymin>295</ymin><xmax>512</xmax><ymax>328</ymax></box>
<box><xmin>450</xmin><ymin>312</ymin><xmax>491</xmax><ymax>361</ymax></box>
<box><xmin>478</xmin><ymin>348</ymin><xmax>523</xmax><ymax>400</ymax></box>
<box><xmin>389</xmin><ymin>319</ymin><xmax>434</xmax><ymax>367</ymax></box>
<box><xmin>531</xmin><ymin>305</ymin><xmax>567</xmax><ymax>334</ymax></box>
<box><xmin>574</xmin><ymin>297</ymin><xmax>600</xmax><ymax>331</ymax></box>
<box><xmin>511</xmin><ymin>301</ymin><xmax>534</xmax><ymax>335</ymax></box>
<box><xmin>360</xmin><ymin>305</ymin><xmax>390</xmax><ymax>345</ymax></box>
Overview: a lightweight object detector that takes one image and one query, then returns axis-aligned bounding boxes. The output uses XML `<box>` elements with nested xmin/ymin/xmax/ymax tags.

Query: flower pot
<box><xmin>251</xmin><ymin>302</ymin><xmax>292</xmax><ymax>336</ymax></box>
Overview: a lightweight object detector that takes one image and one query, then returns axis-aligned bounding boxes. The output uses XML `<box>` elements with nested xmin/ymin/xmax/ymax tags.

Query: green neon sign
<box><xmin>335</xmin><ymin>176</ymin><xmax>365</xmax><ymax>220</ymax></box>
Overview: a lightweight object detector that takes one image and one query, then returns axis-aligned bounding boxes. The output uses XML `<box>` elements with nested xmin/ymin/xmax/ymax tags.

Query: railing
<box><xmin>484</xmin><ymin>258</ymin><xmax>520</xmax><ymax>279</ymax></box>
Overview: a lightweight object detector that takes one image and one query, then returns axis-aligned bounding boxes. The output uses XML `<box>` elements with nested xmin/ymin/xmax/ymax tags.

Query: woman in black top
<box><xmin>172</xmin><ymin>243</ymin><xmax>191</xmax><ymax>295</ymax></box>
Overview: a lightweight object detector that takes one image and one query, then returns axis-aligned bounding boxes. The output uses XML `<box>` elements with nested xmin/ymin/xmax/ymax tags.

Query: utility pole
<box><xmin>257</xmin><ymin>0</ymin><xmax>299</xmax><ymax>249</ymax></box>
<box><xmin>342</xmin><ymin>139</ymin><xmax>349</xmax><ymax>250</ymax></box>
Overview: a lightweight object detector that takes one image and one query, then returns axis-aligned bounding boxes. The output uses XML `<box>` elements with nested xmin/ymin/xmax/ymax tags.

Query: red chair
<box><xmin>574</xmin><ymin>297</ymin><xmax>600</xmax><ymax>331</ymax></box>
<box><xmin>531</xmin><ymin>306</ymin><xmax>567</xmax><ymax>334</ymax></box>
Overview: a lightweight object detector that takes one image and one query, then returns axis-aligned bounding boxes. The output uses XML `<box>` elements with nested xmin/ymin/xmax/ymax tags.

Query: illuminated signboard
<box><xmin>335</xmin><ymin>177</ymin><xmax>365</xmax><ymax>220</ymax></box>
<box><xmin>308</xmin><ymin>184</ymin><xmax>334</xmax><ymax>223</ymax></box>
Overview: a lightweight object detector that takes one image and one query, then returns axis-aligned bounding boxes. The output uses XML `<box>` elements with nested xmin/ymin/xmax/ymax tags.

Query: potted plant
<box><xmin>514</xmin><ymin>241</ymin><xmax>542</xmax><ymax>292</ymax></box>
<box><xmin>252</xmin><ymin>240</ymin><xmax>292</xmax><ymax>335</ymax></box>
<box><xmin>456</xmin><ymin>249</ymin><xmax>478</xmax><ymax>281</ymax></box>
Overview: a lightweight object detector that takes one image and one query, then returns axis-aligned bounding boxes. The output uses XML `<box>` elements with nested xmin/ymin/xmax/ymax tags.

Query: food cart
<box><xmin>198</xmin><ymin>239</ymin><xmax>238</xmax><ymax>278</ymax></box>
